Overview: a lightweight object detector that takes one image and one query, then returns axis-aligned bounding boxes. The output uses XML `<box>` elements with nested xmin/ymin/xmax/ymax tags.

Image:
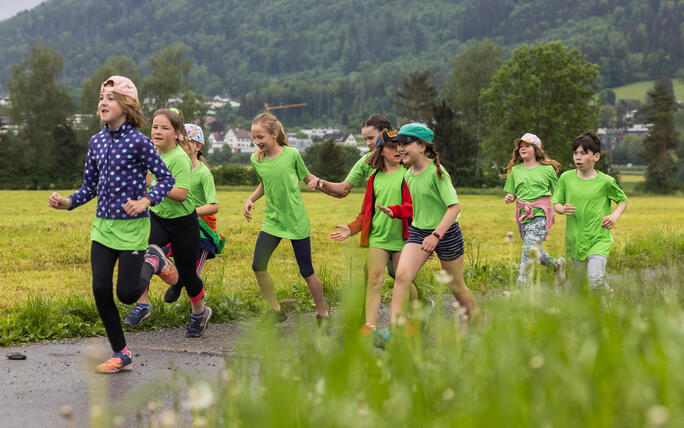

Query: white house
<box><xmin>301</xmin><ymin>125</ymin><xmax>343</xmax><ymax>139</ymax></box>
<box><xmin>287</xmin><ymin>133</ymin><xmax>314</xmax><ymax>152</ymax></box>
<box><xmin>224</xmin><ymin>128</ymin><xmax>256</xmax><ymax>153</ymax></box>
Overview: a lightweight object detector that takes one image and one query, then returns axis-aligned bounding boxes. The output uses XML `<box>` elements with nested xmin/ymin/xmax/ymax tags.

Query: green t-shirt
<box><xmin>150</xmin><ymin>144</ymin><xmax>195</xmax><ymax>219</ymax></box>
<box><xmin>344</xmin><ymin>152</ymin><xmax>375</xmax><ymax>187</ymax></box>
<box><xmin>551</xmin><ymin>170</ymin><xmax>627</xmax><ymax>260</ymax></box>
<box><xmin>405</xmin><ymin>162</ymin><xmax>459</xmax><ymax>230</ymax></box>
<box><xmin>368</xmin><ymin>166</ymin><xmax>407</xmax><ymax>252</ymax></box>
<box><xmin>188</xmin><ymin>163</ymin><xmax>219</xmax><ymax>208</ymax></box>
<box><xmin>503</xmin><ymin>163</ymin><xmax>558</xmax><ymax>222</ymax></box>
<box><xmin>90</xmin><ymin>217</ymin><xmax>150</xmax><ymax>251</ymax></box>
<box><xmin>251</xmin><ymin>146</ymin><xmax>311</xmax><ymax>240</ymax></box>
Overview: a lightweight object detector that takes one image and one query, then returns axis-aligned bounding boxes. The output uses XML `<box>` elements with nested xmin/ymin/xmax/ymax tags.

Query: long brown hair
<box><xmin>252</xmin><ymin>112</ymin><xmax>289</xmax><ymax>161</ymax></box>
<box><xmin>152</xmin><ymin>108</ymin><xmax>190</xmax><ymax>154</ymax></box>
<box><xmin>362</xmin><ymin>113</ymin><xmax>392</xmax><ymax>132</ymax></box>
<box><xmin>505</xmin><ymin>139</ymin><xmax>560</xmax><ymax>175</ymax></box>
<box><xmin>367</xmin><ymin>142</ymin><xmax>398</xmax><ymax>172</ymax></box>
<box><xmin>100</xmin><ymin>92</ymin><xmax>146</xmax><ymax>128</ymax></box>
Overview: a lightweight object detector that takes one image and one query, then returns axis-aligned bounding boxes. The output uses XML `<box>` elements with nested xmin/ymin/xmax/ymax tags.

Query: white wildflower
<box><xmin>529</xmin><ymin>355</ymin><xmax>544</xmax><ymax>369</ymax></box>
<box><xmin>188</xmin><ymin>382</ymin><xmax>215</xmax><ymax>411</ymax></box>
<box><xmin>442</xmin><ymin>388</ymin><xmax>455</xmax><ymax>401</ymax></box>
<box><xmin>159</xmin><ymin>410</ymin><xmax>178</xmax><ymax>428</ymax></box>
<box><xmin>646</xmin><ymin>405</ymin><xmax>669</xmax><ymax>426</ymax></box>
<box><xmin>435</xmin><ymin>269</ymin><xmax>453</xmax><ymax>284</ymax></box>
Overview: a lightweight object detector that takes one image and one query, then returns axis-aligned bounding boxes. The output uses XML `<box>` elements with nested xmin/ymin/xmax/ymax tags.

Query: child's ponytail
<box><xmin>423</xmin><ymin>141</ymin><xmax>444</xmax><ymax>179</ymax></box>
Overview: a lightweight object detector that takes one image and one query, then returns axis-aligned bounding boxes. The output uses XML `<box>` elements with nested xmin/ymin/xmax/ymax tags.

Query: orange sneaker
<box><xmin>95</xmin><ymin>351</ymin><xmax>132</xmax><ymax>374</ymax></box>
<box><xmin>159</xmin><ymin>258</ymin><xmax>179</xmax><ymax>286</ymax></box>
<box><xmin>359</xmin><ymin>323</ymin><xmax>376</xmax><ymax>337</ymax></box>
<box><xmin>145</xmin><ymin>244</ymin><xmax>179</xmax><ymax>286</ymax></box>
<box><xmin>404</xmin><ymin>318</ymin><xmax>420</xmax><ymax>337</ymax></box>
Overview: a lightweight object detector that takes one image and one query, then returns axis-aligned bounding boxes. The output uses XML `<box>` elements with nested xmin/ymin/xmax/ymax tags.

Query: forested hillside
<box><xmin>1</xmin><ymin>0</ymin><xmax>681</xmax><ymax>89</ymax></box>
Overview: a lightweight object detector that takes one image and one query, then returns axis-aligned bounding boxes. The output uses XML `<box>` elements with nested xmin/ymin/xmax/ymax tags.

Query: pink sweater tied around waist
<box><xmin>515</xmin><ymin>195</ymin><xmax>555</xmax><ymax>241</ymax></box>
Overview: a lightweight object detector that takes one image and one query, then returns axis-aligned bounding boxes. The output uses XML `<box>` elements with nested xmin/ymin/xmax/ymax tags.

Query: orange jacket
<box><xmin>348</xmin><ymin>171</ymin><xmax>412</xmax><ymax>247</ymax></box>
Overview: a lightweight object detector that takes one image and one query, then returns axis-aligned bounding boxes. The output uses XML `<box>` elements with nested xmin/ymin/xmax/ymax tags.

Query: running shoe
<box><xmin>263</xmin><ymin>308</ymin><xmax>288</xmax><ymax>324</ymax></box>
<box><xmin>163</xmin><ymin>283</ymin><xmax>183</xmax><ymax>303</ymax></box>
<box><xmin>359</xmin><ymin>323</ymin><xmax>376</xmax><ymax>337</ymax></box>
<box><xmin>95</xmin><ymin>351</ymin><xmax>132</xmax><ymax>374</ymax></box>
<box><xmin>555</xmin><ymin>257</ymin><xmax>566</xmax><ymax>286</ymax></box>
<box><xmin>186</xmin><ymin>305</ymin><xmax>212</xmax><ymax>338</ymax></box>
<box><xmin>124</xmin><ymin>303</ymin><xmax>151</xmax><ymax>326</ymax></box>
<box><xmin>316</xmin><ymin>312</ymin><xmax>330</xmax><ymax>327</ymax></box>
<box><xmin>145</xmin><ymin>244</ymin><xmax>179</xmax><ymax>286</ymax></box>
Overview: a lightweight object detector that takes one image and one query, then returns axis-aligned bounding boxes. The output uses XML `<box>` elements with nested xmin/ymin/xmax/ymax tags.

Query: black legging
<box><xmin>139</xmin><ymin>211</ymin><xmax>204</xmax><ymax>301</ymax></box>
<box><xmin>252</xmin><ymin>231</ymin><xmax>315</xmax><ymax>278</ymax></box>
<box><xmin>91</xmin><ymin>241</ymin><xmax>145</xmax><ymax>353</ymax></box>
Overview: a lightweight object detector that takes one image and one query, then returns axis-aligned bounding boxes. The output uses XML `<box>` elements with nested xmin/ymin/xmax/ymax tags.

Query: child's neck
<box><xmin>410</xmin><ymin>156</ymin><xmax>431</xmax><ymax>174</ymax></box>
<box><xmin>157</xmin><ymin>142</ymin><xmax>176</xmax><ymax>155</ymax></box>
<box><xmin>190</xmin><ymin>155</ymin><xmax>200</xmax><ymax>169</ymax></box>
<box><xmin>383</xmin><ymin>161</ymin><xmax>401</xmax><ymax>174</ymax></box>
<box><xmin>522</xmin><ymin>158</ymin><xmax>539</xmax><ymax>168</ymax></box>
<box><xmin>106</xmin><ymin>116</ymin><xmax>126</xmax><ymax>130</ymax></box>
<box><xmin>263</xmin><ymin>144</ymin><xmax>283</xmax><ymax>159</ymax></box>
<box><xmin>576</xmin><ymin>167</ymin><xmax>598</xmax><ymax>179</ymax></box>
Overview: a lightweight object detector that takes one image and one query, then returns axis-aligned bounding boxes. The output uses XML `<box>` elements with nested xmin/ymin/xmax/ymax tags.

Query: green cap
<box><xmin>391</xmin><ymin>123</ymin><xmax>434</xmax><ymax>143</ymax></box>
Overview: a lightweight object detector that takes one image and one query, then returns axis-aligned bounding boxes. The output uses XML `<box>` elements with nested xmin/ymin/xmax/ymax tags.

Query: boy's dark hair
<box><xmin>362</xmin><ymin>114</ymin><xmax>392</xmax><ymax>132</ymax></box>
<box><xmin>572</xmin><ymin>132</ymin><xmax>601</xmax><ymax>154</ymax></box>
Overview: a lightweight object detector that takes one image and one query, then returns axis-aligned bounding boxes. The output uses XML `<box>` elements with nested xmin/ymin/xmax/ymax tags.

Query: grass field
<box><xmin>1</xmin><ymin>189</ymin><xmax>682</xmax><ymax>313</ymax></box>
<box><xmin>609</xmin><ymin>79</ymin><xmax>684</xmax><ymax>102</ymax></box>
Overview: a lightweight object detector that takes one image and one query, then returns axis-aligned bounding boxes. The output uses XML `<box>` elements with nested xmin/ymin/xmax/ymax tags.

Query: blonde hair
<box><xmin>152</xmin><ymin>108</ymin><xmax>191</xmax><ymax>154</ymax></box>
<box><xmin>252</xmin><ymin>112</ymin><xmax>289</xmax><ymax>161</ymax></box>
<box><xmin>505</xmin><ymin>138</ymin><xmax>560</xmax><ymax>176</ymax></box>
<box><xmin>99</xmin><ymin>92</ymin><xmax>146</xmax><ymax>128</ymax></box>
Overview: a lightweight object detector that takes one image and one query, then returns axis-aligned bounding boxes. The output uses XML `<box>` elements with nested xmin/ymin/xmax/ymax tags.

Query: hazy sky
<box><xmin>0</xmin><ymin>0</ymin><xmax>45</xmax><ymax>21</ymax></box>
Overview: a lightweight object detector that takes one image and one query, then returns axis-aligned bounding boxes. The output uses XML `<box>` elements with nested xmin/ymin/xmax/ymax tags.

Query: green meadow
<box><xmin>610</xmin><ymin>79</ymin><xmax>684</xmax><ymax>102</ymax></box>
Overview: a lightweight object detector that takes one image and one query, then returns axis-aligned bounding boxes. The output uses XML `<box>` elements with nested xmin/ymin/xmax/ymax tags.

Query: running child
<box><xmin>48</xmin><ymin>76</ymin><xmax>174</xmax><ymax>373</ymax></box>
<box><xmin>330</xmin><ymin>129</ymin><xmax>418</xmax><ymax>335</ymax></box>
<box><xmin>552</xmin><ymin>132</ymin><xmax>627</xmax><ymax>290</ymax></box>
<box><xmin>388</xmin><ymin>123</ymin><xmax>478</xmax><ymax>327</ymax></box>
<box><xmin>125</xmin><ymin>108</ymin><xmax>212</xmax><ymax>337</ymax></box>
<box><xmin>162</xmin><ymin>124</ymin><xmax>225</xmax><ymax>303</ymax></box>
<box><xmin>503</xmin><ymin>132</ymin><xmax>565</xmax><ymax>286</ymax></box>
<box><xmin>318</xmin><ymin>113</ymin><xmax>392</xmax><ymax>197</ymax></box>
<box><xmin>243</xmin><ymin>112</ymin><xmax>328</xmax><ymax>322</ymax></box>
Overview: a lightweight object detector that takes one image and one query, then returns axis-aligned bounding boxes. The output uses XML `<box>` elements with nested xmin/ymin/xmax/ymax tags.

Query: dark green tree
<box><xmin>392</xmin><ymin>71</ymin><xmax>438</xmax><ymax>124</ymax></box>
<box><xmin>314</xmin><ymin>140</ymin><xmax>346</xmax><ymax>181</ymax></box>
<box><xmin>482</xmin><ymin>42</ymin><xmax>599</xmax><ymax>171</ymax></box>
<box><xmin>445</xmin><ymin>39</ymin><xmax>503</xmax><ymax>180</ymax></box>
<box><xmin>638</xmin><ymin>77</ymin><xmax>679</xmax><ymax>193</ymax></box>
<box><xmin>7</xmin><ymin>42</ymin><xmax>80</xmax><ymax>189</ymax></box>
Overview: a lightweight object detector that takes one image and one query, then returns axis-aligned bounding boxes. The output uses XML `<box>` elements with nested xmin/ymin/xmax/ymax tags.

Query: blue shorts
<box><xmin>406</xmin><ymin>222</ymin><xmax>464</xmax><ymax>261</ymax></box>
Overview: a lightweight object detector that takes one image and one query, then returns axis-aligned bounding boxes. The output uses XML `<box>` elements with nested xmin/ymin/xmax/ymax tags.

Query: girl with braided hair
<box><xmin>388</xmin><ymin>123</ymin><xmax>478</xmax><ymax>331</ymax></box>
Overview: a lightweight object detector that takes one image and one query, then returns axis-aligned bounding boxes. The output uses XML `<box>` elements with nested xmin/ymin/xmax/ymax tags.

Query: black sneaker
<box><xmin>124</xmin><ymin>304</ymin><xmax>151</xmax><ymax>326</ymax></box>
<box><xmin>186</xmin><ymin>305</ymin><xmax>212</xmax><ymax>338</ymax></box>
<box><xmin>164</xmin><ymin>283</ymin><xmax>183</xmax><ymax>303</ymax></box>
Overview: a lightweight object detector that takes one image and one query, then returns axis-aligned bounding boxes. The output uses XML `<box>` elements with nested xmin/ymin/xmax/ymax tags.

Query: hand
<box><xmin>421</xmin><ymin>234</ymin><xmax>439</xmax><ymax>253</ymax></box>
<box><xmin>48</xmin><ymin>192</ymin><xmax>71</xmax><ymax>210</ymax></box>
<box><xmin>601</xmin><ymin>214</ymin><xmax>618</xmax><ymax>229</ymax></box>
<box><xmin>243</xmin><ymin>199</ymin><xmax>255</xmax><ymax>221</ymax></box>
<box><xmin>563</xmin><ymin>204</ymin><xmax>576</xmax><ymax>215</ymax></box>
<box><xmin>377</xmin><ymin>204</ymin><xmax>394</xmax><ymax>218</ymax></box>
<box><xmin>330</xmin><ymin>225</ymin><xmax>351</xmax><ymax>241</ymax></box>
<box><xmin>504</xmin><ymin>193</ymin><xmax>516</xmax><ymax>204</ymax></box>
<box><xmin>307</xmin><ymin>175</ymin><xmax>320</xmax><ymax>191</ymax></box>
<box><xmin>123</xmin><ymin>197</ymin><xmax>151</xmax><ymax>216</ymax></box>
<box><xmin>317</xmin><ymin>179</ymin><xmax>327</xmax><ymax>190</ymax></box>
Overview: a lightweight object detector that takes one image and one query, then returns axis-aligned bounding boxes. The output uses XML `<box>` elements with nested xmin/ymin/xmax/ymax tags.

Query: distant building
<box><xmin>287</xmin><ymin>133</ymin><xmax>314</xmax><ymax>152</ymax></box>
<box><xmin>322</xmin><ymin>132</ymin><xmax>357</xmax><ymax>146</ymax></box>
<box><xmin>301</xmin><ymin>126</ymin><xmax>342</xmax><ymax>139</ymax></box>
<box><xmin>223</xmin><ymin>128</ymin><xmax>256</xmax><ymax>153</ymax></box>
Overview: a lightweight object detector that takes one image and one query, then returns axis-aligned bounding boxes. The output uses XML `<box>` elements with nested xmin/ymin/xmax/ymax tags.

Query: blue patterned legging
<box><xmin>517</xmin><ymin>216</ymin><xmax>558</xmax><ymax>285</ymax></box>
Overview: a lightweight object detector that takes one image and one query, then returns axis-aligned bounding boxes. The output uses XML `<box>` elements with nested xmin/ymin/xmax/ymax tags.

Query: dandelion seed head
<box><xmin>435</xmin><ymin>269</ymin><xmax>453</xmax><ymax>284</ymax></box>
<box><xmin>442</xmin><ymin>388</ymin><xmax>455</xmax><ymax>401</ymax></box>
<box><xmin>188</xmin><ymin>382</ymin><xmax>214</xmax><ymax>411</ymax></box>
<box><xmin>647</xmin><ymin>405</ymin><xmax>669</xmax><ymax>426</ymax></box>
<box><xmin>529</xmin><ymin>355</ymin><xmax>545</xmax><ymax>369</ymax></box>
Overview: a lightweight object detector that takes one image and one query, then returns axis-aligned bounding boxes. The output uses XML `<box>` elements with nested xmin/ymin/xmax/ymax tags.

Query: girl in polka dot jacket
<box><xmin>48</xmin><ymin>76</ymin><xmax>174</xmax><ymax>374</ymax></box>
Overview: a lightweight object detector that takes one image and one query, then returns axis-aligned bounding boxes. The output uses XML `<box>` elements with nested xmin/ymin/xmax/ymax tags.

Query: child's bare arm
<box><xmin>244</xmin><ymin>183</ymin><xmax>264</xmax><ymax>221</ymax></box>
<box><xmin>317</xmin><ymin>180</ymin><xmax>353</xmax><ymax>198</ymax></box>
<box><xmin>602</xmin><ymin>201</ymin><xmax>627</xmax><ymax>229</ymax></box>
<box><xmin>554</xmin><ymin>203</ymin><xmax>575</xmax><ymax>215</ymax></box>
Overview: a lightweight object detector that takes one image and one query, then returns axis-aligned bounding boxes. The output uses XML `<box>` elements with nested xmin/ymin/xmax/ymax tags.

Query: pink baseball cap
<box><xmin>100</xmin><ymin>75</ymin><xmax>138</xmax><ymax>102</ymax></box>
<box><xmin>519</xmin><ymin>133</ymin><xmax>542</xmax><ymax>149</ymax></box>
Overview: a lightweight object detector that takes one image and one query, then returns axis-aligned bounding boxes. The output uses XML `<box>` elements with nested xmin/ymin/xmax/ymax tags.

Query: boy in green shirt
<box><xmin>552</xmin><ymin>132</ymin><xmax>627</xmax><ymax>290</ymax></box>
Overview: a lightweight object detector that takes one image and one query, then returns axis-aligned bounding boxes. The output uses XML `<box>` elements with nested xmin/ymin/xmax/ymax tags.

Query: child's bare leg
<box><xmin>390</xmin><ymin>243</ymin><xmax>429</xmax><ymax>325</ymax></box>
<box><xmin>440</xmin><ymin>256</ymin><xmax>478</xmax><ymax>319</ymax></box>
<box><xmin>366</xmin><ymin>248</ymin><xmax>390</xmax><ymax>324</ymax></box>
<box><xmin>254</xmin><ymin>270</ymin><xmax>280</xmax><ymax>310</ymax></box>
<box><xmin>303</xmin><ymin>273</ymin><xmax>327</xmax><ymax>316</ymax></box>
<box><xmin>391</xmin><ymin>251</ymin><xmax>418</xmax><ymax>303</ymax></box>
